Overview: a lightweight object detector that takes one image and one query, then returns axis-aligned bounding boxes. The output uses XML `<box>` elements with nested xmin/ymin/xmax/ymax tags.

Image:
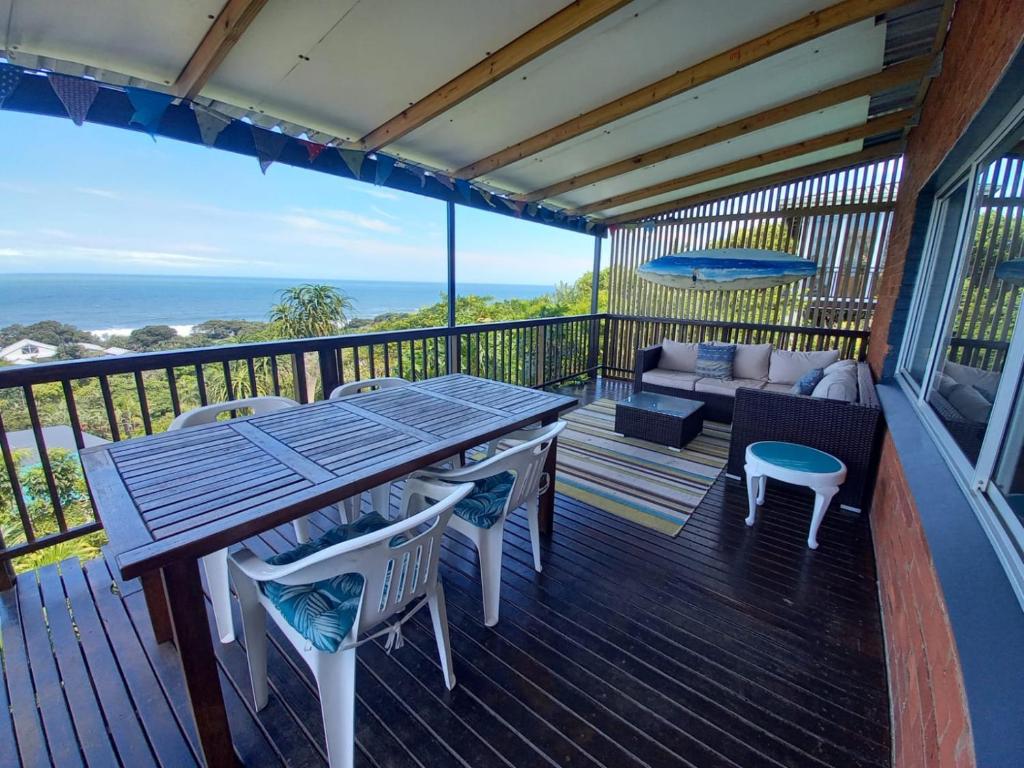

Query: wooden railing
<box><xmin>0</xmin><ymin>314</ymin><xmax>599</xmax><ymax>586</ymax></box>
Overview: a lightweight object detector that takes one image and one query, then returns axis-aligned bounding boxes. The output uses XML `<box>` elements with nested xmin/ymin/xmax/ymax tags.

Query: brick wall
<box><xmin>868</xmin><ymin>2</ymin><xmax>1024</xmax><ymax>767</ymax></box>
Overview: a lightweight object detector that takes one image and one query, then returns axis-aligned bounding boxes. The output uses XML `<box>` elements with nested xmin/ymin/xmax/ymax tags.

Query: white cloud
<box><xmin>69</xmin><ymin>246</ymin><xmax>272</xmax><ymax>270</ymax></box>
<box><xmin>77</xmin><ymin>187</ymin><xmax>120</xmax><ymax>199</ymax></box>
<box><xmin>0</xmin><ymin>247</ymin><xmax>23</xmax><ymax>257</ymax></box>
<box><xmin>282</xmin><ymin>208</ymin><xmax>401</xmax><ymax>235</ymax></box>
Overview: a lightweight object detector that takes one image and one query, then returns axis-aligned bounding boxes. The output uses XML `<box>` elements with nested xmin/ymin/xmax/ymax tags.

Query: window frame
<box><xmin>896</xmin><ymin>92</ymin><xmax>1024</xmax><ymax>609</ymax></box>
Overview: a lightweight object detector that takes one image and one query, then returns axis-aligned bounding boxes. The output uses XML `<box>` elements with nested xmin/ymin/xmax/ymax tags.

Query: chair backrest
<box><xmin>329</xmin><ymin>377</ymin><xmax>409</xmax><ymax>400</ymax></box>
<box><xmin>168</xmin><ymin>395</ymin><xmax>299</xmax><ymax>430</ymax></box>
<box><xmin>454</xmin><ymin>421</ymin><xmax>566</xmax><ymax>515</ymax></box>
<box><xmin>262</xmin><ymin>478</ymin><xmax>473</xmax><ymax>638</ymax></box>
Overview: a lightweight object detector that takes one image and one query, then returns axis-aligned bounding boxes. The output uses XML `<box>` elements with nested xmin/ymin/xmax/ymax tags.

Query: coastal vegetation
<box><xmin>0</xmin><ymin>270</ymin><xmax>607</xmax><ymax>573</ymax></box>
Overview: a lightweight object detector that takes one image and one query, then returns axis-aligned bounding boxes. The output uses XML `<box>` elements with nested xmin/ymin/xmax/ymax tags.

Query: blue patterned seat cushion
<box><xmin>695</xmin><ymin>343</ymin><xmax>735</xmax><ymax>380</ymax></box>
<box><xmin>453</xmin><ymin>471</ymin><xmax>516</xmax><ymax>529</ymax></box>
<box><xmin>259</xmin><ymin>512</ymin><xmax>401</xmax><ymax>653</ymax></box>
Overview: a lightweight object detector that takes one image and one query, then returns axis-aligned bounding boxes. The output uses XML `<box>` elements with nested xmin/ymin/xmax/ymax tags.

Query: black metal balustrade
<box><xmin>0</xmin><ymin>311</ymin><xmax>871</xmax><ymax>588</ymax></box>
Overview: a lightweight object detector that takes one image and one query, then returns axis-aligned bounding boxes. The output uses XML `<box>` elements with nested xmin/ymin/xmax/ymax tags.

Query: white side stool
<box><xmin>744</xmin><ymin>441</ymin><xmax>847</xmax><ymax>550</ymax></box>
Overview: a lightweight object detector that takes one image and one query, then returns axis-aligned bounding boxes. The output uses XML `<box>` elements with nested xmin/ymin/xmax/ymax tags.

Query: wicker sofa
<box><xmin>634</xmin><ymin>341</ymin><xmax>883</xmax><ymax>510</ymax></box>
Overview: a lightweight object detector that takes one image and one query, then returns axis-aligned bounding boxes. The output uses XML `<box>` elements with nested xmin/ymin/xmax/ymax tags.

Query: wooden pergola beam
<box><xmin>359</xmin><ymin>0</ymin><xmax>633</xmax><ymax>152</ymax></box>
<box><xmin>573</xmin><ymin>108</ymin><xmax>913</xmax><ymax>215</ymax></box>
<box><xmin>173</xmin><ymin>0</ymin><xmax>270</xmax><ymax>101</ymax></box>
<box><xmin>520</xmin><ymin>55</ymin><xmax>929</xmax><ymax>203</ymax></box>
<box><xmin>602</xmin><ymin>139</ymin><xmax>904</xmax><ymax>225</ymax></box>
<box><xmin>455</xmin><ymin>0</ymin><xmax>912</xmax><ymax>180</ymax></box>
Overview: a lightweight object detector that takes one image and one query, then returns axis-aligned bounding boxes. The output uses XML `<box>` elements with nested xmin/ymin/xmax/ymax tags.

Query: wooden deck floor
<box><xmin>1</xmin><ymin>379</ymin><xmax>891</xmax><ymax>768</ymax></box>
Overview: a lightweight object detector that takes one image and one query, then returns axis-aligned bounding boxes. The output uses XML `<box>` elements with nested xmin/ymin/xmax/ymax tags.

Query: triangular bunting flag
<box><xmin>252</xmin><ymin>126</ymin><xmax>289</xmax><ymax>174</ymax></box>
<box><xmin>585</xmin><ymin>220</ymin><xmax>596</xmax><ymax>233</ymax></box>
<box><xmin>126</xmin><ymin>87</ymin><xmax>174</xmax><ymax>139</ymax></box>
<box><xmin>299</xmin><ymin>139</ymin><xmax>326</xmax><ymax>163</ymax></box>
<box><xmin>404</xmin><ymin>164</ymin><xmax>427</xmax><ymax>188</ymax></box>
<box><xmin>526</xmin><ymin>203</ymin><xmax>539</xmax><ymax>218</ymax></box>
<box><xmin>454</xmin><ymin>179</ymin><xmax>472</xmax><ymax>203</ymax></box>
<box><xmin>374</xmin><ymin>154</ymin><xmax>395</xmax><ymax>186</ymax></box>
<box><xmin>512</xmin><ymin>199</ymin><xmax>525</xmax><ymax>218</ymax></box>
<box><xmin>193</xmin><ymin>105</ymin><xmax>231</xmax><ymax>147</ymax></box>
<box><xmin>642</xmin><ymin>221</ymin><xmax>656</xmax><ymax>232</ymax></box>
<box><xmin>339</xmin><ymin>148</ymin><xmax>365</xmax><ymax>179</ymax></box>
<box><xmin>433</xmin><ymin>173</ymin><xmax>455</xmax><ymax>191</ymax></box>
<box><xmin>479</xmin><ymin>189</ymin><xmax>496</xmax><ymax>207</ymax></box>
<box><xmin>0</xmin><ymin>64</ymin><xmax>23</xmax><ymax>107</ymax></box>
<box><xmin>500</xmin><ymin>197</ymin><xmax>518</xmax><ymax>213</ymax></box>
<box><xmin>49</xmin><ymin>74</ymin><xmax>99</xmax><ymax>126</ymax></box>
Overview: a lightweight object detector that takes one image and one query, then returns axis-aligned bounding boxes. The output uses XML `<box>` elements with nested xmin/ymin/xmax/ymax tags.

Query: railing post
<box><xmin>446</xmin><ymin>200</ymin><xmax>458</xmax><ymax>375</ymax></box>
<box><xmin>317</xmin><ymin>345</ymin><xmax>340</xmax><ymax>400</ymax></box>
<box><xmin>535</xmin><ymin>325</ymin><xmax>547</xmax><ymax>386</ymax></box>
<box><xmin>0</xmin><ymin>557</ymin><xmax>14</xmax><ymax>591</ymax></box>
<box><xmin>291</xmin><ymin>352</ymin><xmax>308</xmax><ymax>404</ymax></box>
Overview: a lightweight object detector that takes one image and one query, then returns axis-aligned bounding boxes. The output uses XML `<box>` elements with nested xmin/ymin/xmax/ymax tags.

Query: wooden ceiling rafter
<box><xmin>603</xmin><ymin>139</ymin><xmax>904</xmax><ymax>225</ymax></box>
<box><xmin>358</xmin><ymin>0</ymin><xmax>634</xmax><ymax>152</ymax></box>
<box><xmin>519</xmin><ymin>54</ymin><xmax>930</xmax><ymax>203</ymax></box>
<box><xmin>454</xmin><ymin>0</ymin><xmax>914</xmax><ymax>180</ymax></box>
<box><xmin>572</xmin><ymin>107</ymin><xmax>913</xmax><ymax>215</ymax></box>
<box><xmin>173</xmin><ymin>0</ymin><xmax>270</xmax><ymax>100</ymax></box>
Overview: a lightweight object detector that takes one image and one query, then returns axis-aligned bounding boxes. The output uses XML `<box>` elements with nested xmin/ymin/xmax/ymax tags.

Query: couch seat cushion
<box><xmin>811</xmin><ymin>369</ymin><xmax>858</xmax><ymax>402</ymax></box>
<box><xmin>454</xmin><ymin>471</ymin><xmax>516</xmax><ymax>529</ymax></box>
<box><xmin>733</xmin><ymin>343</ymin><xmax>772</xmax><ymax>380</ymax></box>
<box><xmin>768</xmin><ymin>349</ymin><xmax>841</xmax><ymax>384</ymax></box>
<box><xmin>762</xmin><ymin>383</ymin><xmax>794</xmax><ymax>394</ymax></box>
<box><xmin>695</xmin><ymin>378</ymin><xmax>767</xmax><ymax>396</ymax></box>
<box><xmin>642</xmin><ymin>368</ymin><xmax>700</xmax><ymax>391</ymax></box>
<box><xmin>260</xmin><ymin>511</ymin><xmax>402</xmax><ymax>653</ymax></box>
<box><xmin>659</xmin><ymin>339</ymin><xmax>699</xmax><ymax>372</ymax></box>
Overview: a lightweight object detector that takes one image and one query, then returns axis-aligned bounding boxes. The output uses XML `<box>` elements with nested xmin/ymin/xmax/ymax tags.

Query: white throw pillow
<box><xmin>768</xmin><ymin>349</ymin><xmax>841</xmax><ymax>384</ymax></box>
<box><xmin>946</xmin><ymin>383</ymin><xmax>992</xmax><ymax>423</ymax></box>
<box><xmin>811</xmin><ymin>370</ymin><xmax>858</xmax><ymax>402</ymax></box>
<box><xmin>659</xmin><ymin>339</ymin><xmax>699</xmax><ymax>372</ymax></box>
<box><xmin>732</xmin><ymin>343</ymin><xmax>772</xmax><ymax>381</ymax></box>
<box><xmin>942</xmin><ymin>361</ymin><xmax>1000</xmax><ymax>402</ymax></box>
<box><xmin>933</xmin><ymin>372</ymin><xmax>958</xmax><ymax>398</ymax></box>
<box><xmin>824</xmin><ymin>359</ymin><xmax>857</xmax><ymax>376</ymax></box>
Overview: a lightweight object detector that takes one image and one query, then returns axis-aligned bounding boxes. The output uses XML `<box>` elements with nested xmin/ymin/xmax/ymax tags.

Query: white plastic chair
<box><xmin>329</xmin><ymin>378</ymin><xmax>411</xmax><ymax>519</ymax></box>
<box><xmin>412</xmin><ymin>421</ymin><xmax>566</xmax><ymax>626</ymax></box>
<box><xmin>168</xmin><ymin>395</ymin><xmax>309</xmax><ymax>643</ymax></box>
<box><xmin>228</xmin><ymin>477</ymin><xmax>473</xmax><ymax>768</ymax></box>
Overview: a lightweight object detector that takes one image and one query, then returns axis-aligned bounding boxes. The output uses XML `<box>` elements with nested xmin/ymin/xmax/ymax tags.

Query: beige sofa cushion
<box><xmin>768</xmin><ymin>349</ymin><xmax>841</xmax><ymax>384</ymax></box>
<box><xmin>659</xmin><ymin>339</ymin><xmax>699</xmax><ymax>372</ymax></box>
<box><xmin>942</xmin><ymin>360</ymin><xmax>1000</xmax><ymax>401</ymax></box>
<box><xmin>811</xmin><ymin>369</ymin><xmax>858</xmax><ymax>402</ymax></box>
<box><xmin>946</xmin><ymin>383</ymin><xmax>992</xmax><ymax>423</ymax></box>
<box><xmin>732</xmin><ymin>343</ymin><xmax>772</xmax><ymax>380</ymax></box>
<box><xmin>642</xmin><ymin>368</ymin><xmax>700</xmax><ymax>391</ymax></box>
<box><xmin>694</xmin><ymin>378</ymin><xmax>766</xmax><ymax>396</ymax></box>
<box><xmin>762</xmin><ymin>382</ymin><xmax>794</xmax><ymax>394</ymax></box>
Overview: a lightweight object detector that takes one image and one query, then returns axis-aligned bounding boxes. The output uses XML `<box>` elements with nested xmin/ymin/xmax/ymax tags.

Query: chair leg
<box><xmin>201</xmin><ymin>548</ymin><xmax>235</xmax><ymax>643</ymax></box>
<box><xmin>476</xmin><ymin>523</ymin><xmax>505</xmax><ymax>627</ymax></box>
<box><xmin>525</xmin><ymin>496</ymin><xmax>543</xmax><ymax>572</ymax></box>
<box><xmin>231</xmin><ymin>573</ymin><xmax>269</xmax><ymax>709</ymax></box>
<box><xmin>370</xmin><ymin>483</ymin><xmax>391</xmax><ymax>517</ymax></box>
<box><xmin>340</xmin><ymin>497</ymin><xmax>359</xmax><ymax>523</ymax></box>
<box><xmin>807</xmin><ymin>486</ymin><xmax>838</xmax><ymax>550</ymax></box>
<box><xmin>756</xmin><ymin>476</ymin><xmax>767</xmax><ymax>505</ymax></box>
<box><xmin>427</xmin><ymin>584</ymin><xmax>457</xmax><ymax>690</ymax></box>
<box><xmin>744</xmin><ymin>468</ymin><xmax>760</xmax><ymax>527</ymax></box>
<box><xmin>318</xmin><ymin>648</ymin><xmax>358</xmax><ymax>768</ymax></box>
<box><xmin>292</xmin><ymin>516</ymin><xmax>311</xmax><ymax>544</ymax></box>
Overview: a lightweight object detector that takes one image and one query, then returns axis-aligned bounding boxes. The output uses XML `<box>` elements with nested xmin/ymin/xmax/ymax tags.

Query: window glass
<box><xmin>994</xmin><ymin>376</ymin><xmax>1024</xmax><ymax>526</ymax></box>
<box><xmin>926</xmin><ymin>131</ymin><xmax>1024</xmax><ymax>463</ymax></box>
<box><xmin>907</xmin><ymin>181</ymin><xmax>969</xmax><ymax>384</ymax></box>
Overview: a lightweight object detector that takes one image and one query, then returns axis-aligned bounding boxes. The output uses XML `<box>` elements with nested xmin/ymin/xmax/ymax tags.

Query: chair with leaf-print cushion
<box><xmin>411</xmin><ymin>421</ymin><xmax>566</xmax><ymax>626</ymax></box>
<box><xmin>168</xmin><ymin>395</ymin><xmax>307</xmax><ymax>644</ymax></box>
<box><xmin>228</xmin><ymin>477</ymin><xmax>473</xmax><ymax>768</ymax></box>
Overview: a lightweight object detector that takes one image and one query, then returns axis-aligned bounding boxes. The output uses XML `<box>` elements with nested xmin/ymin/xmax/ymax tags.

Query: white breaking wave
<box><xmin>90</xmin><ymin>324</ymin><xmax>195</xmax><ymax>339</ymax></box>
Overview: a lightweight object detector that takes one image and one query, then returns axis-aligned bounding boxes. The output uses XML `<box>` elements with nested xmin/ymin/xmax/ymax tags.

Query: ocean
<box><xmin>0</xmin><ymin>274</ymin><xmax>554</xmax><ymax>336</ymax></box>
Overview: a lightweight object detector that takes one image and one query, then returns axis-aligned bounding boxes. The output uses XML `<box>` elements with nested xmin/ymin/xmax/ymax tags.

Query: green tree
<box><xmin>193</xmin><ymin>319</ymin><xmax>269</xmax><ymax>340</ymax></box>
<box><xmin>270</xmin><ymin>284</ymin><xmax>354</xmax><ymax>338</ymax></box>
<box><xmin>127</xmin><ymin>324</ymin><xmax>179</xmax><ymax>350</ymax></box>
<box><xmin>0</xmin><ymin>320</ymin><xmax>94</xmax><ymax>347</ymax></box>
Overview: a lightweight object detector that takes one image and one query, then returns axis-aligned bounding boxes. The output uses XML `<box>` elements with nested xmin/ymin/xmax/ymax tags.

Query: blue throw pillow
<box><xmin>791</xmin><ymin>367</ymin><xmax>825</xmax><ymax>395</ymax></box>
<box><xmin>695</xmin><ymin>343</ymin><xmax>735</xmax><ymax>380</ymax></box>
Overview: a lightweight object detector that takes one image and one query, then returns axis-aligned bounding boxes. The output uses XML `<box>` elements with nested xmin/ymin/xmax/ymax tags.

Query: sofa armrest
<box><xmin>634</xmin><ymin>344</ymin><xmax>663</xmax><ymax>392</ymax></box>
<box><xmin>856</xmin><ymin>362</ymin><xmax>880</xmax><ymax>409</ymax></box>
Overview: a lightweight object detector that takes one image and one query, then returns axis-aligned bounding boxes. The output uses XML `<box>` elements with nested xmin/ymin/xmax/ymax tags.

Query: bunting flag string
<box><xmin>339</xmin><ymin>148</ymin><xmax>365</xmax><ymax>179</ymax></box>
<box><xmin>299</xmin><ymin>138</ymin><xmax>326</xmax><ymax>163</ymax></box>
<box><xmin>125</xmin><ymin>87</ymin><xmax>174</xmax><ymax>139</ymax></box>
<box><xmin>49</xmin><ymin>74</ymin><xmax>99</xmax><ymax>126</ymax></box>
<box><xmin>454</xmin><ymin>178</ymin><xmax>472</xmax><ymax>203</ymax></box>
<box><xmin>403</xmin><ymin>163</ymin><xmax>427</xmax><ymax>188</ymax></box>
<box><xmin>252</xmin><ymin>126</ymin><xmax>289</xmax><ymax>174</ymax></box>
<box><xmin>0</xmin><ymin>64</ymin><xmax>23</xmax><ymax>107</ymax></box>
<box><xmin>374</xmin><ymin>154</ymin><xmax>395</xmax><ymax>186</ymax></box>
<box><xmin>433</xmin><ymin>173</ymin><xmax>455</xmax><ymax>191</ymax></box>
<box><xmin>193</xmin><ymin>104</ymin><xmax>231</xmax><ymax>147</ymax></box>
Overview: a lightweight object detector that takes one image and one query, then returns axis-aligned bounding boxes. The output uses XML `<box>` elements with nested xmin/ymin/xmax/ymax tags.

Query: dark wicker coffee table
<box><xmin>614</xmin><ymin>392</ymin><xmax>705</xmax><ymax>449</ymax></box>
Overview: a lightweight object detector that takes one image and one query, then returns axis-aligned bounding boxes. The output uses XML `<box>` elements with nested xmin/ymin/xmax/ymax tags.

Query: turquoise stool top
<box><xmin>748</xmin><ymin>441</ymin><xmax>843</xmax><ymax>474</ymax></box>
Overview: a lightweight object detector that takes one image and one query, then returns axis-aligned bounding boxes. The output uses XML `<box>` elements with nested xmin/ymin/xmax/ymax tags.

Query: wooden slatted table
<box><xmin>80</xmin><ymin>374</ymin><xmax>576</xmax><ymax>767</ymax></box>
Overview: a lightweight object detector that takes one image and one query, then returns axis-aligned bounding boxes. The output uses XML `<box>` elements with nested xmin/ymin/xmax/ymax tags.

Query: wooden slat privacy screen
<box><xmin>607</xmin><ymin>157</ymin><xmax>902</xmax><ymax>331</ymax></box>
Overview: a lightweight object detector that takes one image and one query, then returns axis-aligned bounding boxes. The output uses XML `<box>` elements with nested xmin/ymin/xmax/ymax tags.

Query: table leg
<box><xmin>161</xmin><ymin>559</ymin><xmax>237</xmax><ymax>767</ymax></box>
<box><xmin>539</xmin><ymin>417</ymin><xmax>558</xmax><ymax>534</ymax></box>
<box><xmin>141</xmin><ymin>572</ymin><xmax>173</xmax><ymax>644</ymax></box>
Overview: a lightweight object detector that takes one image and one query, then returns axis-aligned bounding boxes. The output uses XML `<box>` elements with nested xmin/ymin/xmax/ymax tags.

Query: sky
<box><xmin>0</xmin><ymin>110</ymin><xmax>593</xmax><ymax>285</ymax></box>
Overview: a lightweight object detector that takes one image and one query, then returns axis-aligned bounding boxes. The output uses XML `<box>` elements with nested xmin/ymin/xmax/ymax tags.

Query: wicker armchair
<box><xmin>726</xmin><ymin>364</ymin><xmax>883</xmax><ymax>511</ymax></box>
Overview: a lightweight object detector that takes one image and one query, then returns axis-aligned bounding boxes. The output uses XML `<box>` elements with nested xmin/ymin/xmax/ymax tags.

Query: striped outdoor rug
<box><xmin>556</xmin><ymin>398</ymin><xmax>730</xmax><ymax>536</ymax></box>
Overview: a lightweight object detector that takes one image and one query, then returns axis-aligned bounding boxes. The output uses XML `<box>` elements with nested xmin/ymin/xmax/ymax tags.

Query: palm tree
<box><xmin>269</xmin><ymin>284</ymin><xmax>353</xmax><ymax>338</ymax></box>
